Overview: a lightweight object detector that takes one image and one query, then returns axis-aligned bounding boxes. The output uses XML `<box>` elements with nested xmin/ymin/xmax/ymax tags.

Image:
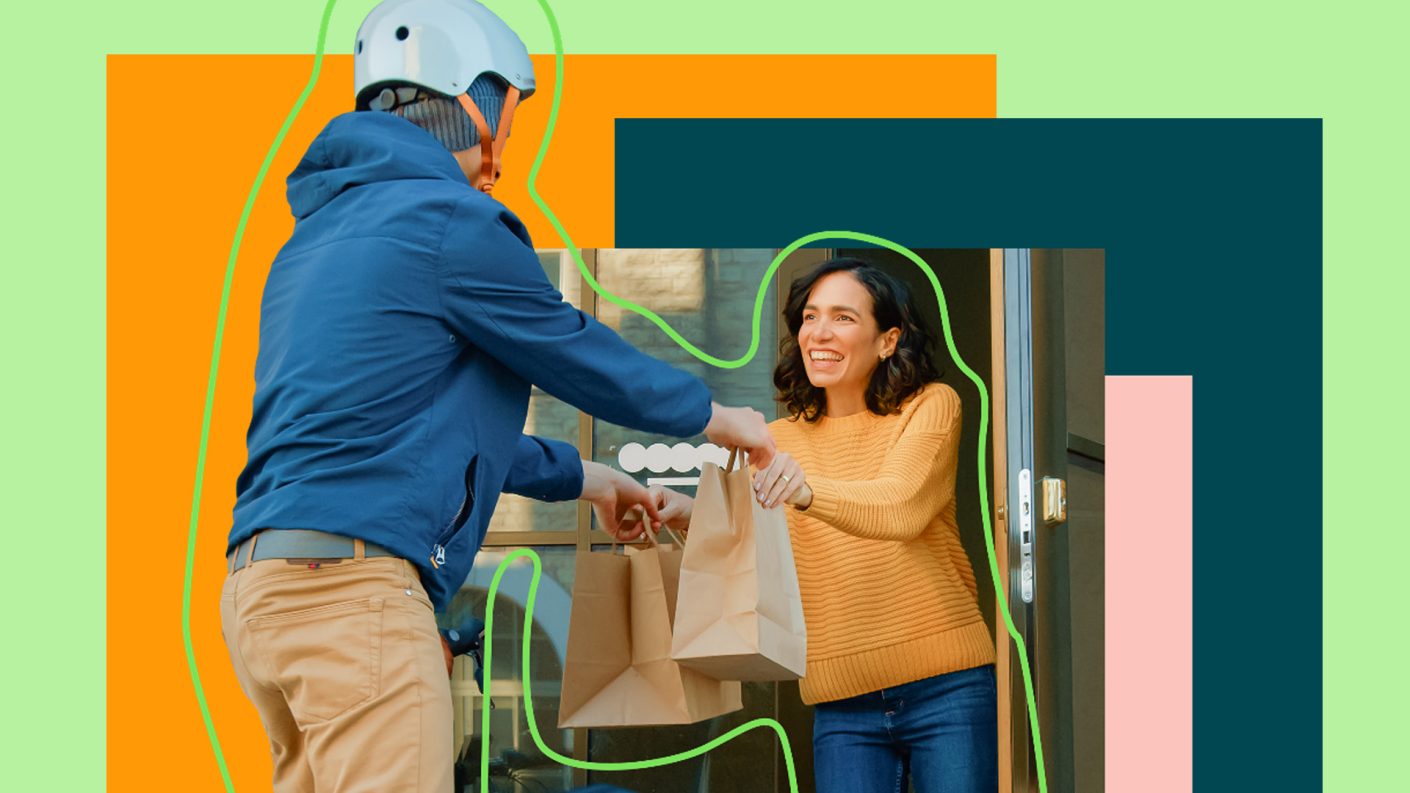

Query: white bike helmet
<box><xmin>355</xmin><ymin>0</ymin><xmax>536</xmax><ymax>192</ymax></box>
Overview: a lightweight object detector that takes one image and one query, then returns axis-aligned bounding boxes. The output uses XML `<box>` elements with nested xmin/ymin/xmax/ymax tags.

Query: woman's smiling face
<box><xmin>798</xmin><ymin>272</ymin><xmax>898</xmax><ymax>398</ymax></box>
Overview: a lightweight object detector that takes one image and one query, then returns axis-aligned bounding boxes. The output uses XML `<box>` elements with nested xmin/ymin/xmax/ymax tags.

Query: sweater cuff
<box><xmin>800</xmin><ymin>478</ymin><xmax>844</xmax><ymax>525</ymax></box>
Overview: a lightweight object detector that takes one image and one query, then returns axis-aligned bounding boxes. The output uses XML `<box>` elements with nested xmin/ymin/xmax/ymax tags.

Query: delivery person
<box><xmin>218</xmin><ymin>1</ymin><xmax>775</xmax><ymax>791</ymax></box>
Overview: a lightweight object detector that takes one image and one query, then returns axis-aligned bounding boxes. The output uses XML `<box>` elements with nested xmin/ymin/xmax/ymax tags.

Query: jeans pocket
<box><xmin>219</xmin><ymin>575</ymin><xmax>237</xmax><ymax>647</ymax></box>
<box><xmin>248</xmin><ymin>597</ymin><xmax>385</xmax><ymax>723</ymax></box>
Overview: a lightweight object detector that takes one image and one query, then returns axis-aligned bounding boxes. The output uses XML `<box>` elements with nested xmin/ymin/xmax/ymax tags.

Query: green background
<box><xmin>5</xmin><ymin>0</ymin><xmax>1394</xmax><ymax>788</ymax></box>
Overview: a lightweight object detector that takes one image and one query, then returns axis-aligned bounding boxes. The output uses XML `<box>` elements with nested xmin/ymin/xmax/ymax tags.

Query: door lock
<box><xmin>1041</xmin><ymin>477</ymin><xmax>1067</xmax><ymax>525</ymax></box>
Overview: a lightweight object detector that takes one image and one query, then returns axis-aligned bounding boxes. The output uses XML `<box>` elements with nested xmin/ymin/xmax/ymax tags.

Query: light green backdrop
<box><xmin>5</xmin><ymin>0</ymin><xmax>1393</xmax><ymax>788</ymax></box>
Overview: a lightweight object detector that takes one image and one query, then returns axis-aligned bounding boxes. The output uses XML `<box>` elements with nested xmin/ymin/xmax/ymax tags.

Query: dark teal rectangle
<box><xmin>615</xmin><ymin>118</ymin><xmax>1323</xmax><ymax>792</ymax></box>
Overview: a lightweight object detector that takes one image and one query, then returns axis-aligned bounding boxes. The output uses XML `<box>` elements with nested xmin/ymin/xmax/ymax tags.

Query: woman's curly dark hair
<box><xmin>774</xmin><ymin>258</ymin><xmax>942</xmax><ymax>422</ymax></box>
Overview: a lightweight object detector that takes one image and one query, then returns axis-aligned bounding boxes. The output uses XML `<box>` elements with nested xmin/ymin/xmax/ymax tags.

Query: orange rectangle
<box><xmin>106</xmin><ymin>53</ymin><xmax>993</xmax><ymax>790</ymax></box>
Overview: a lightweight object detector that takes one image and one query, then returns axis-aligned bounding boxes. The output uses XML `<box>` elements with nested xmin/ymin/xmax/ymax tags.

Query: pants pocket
<box><xmin>248</xmin><ymin>597</ymin><xmax>385</xmax><ymax>723</ymax></box>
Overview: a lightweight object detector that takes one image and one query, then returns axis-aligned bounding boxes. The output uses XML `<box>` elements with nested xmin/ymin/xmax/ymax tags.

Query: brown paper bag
<box><xmin>558</xmin><ymin>530</ymin><xmax>743</xmax><ymax>728</ymax></box>
<box><xmin>670</xmin><ymin>449</ymin><xmax>808</xmax><ymax>681</ymax></box>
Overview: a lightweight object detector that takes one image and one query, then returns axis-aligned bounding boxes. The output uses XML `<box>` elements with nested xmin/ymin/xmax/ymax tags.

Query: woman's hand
<box><xmin>753</xmin><ymin>451</ymin><xmax>812</xmax><ymax>509</ymax></box>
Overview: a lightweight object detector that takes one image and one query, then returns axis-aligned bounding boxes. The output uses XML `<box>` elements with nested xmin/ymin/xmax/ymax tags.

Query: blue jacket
<box><xmin>230</xmin><ymin>111</ymin><xmax>712</xmax><ymax>610</ymax></box>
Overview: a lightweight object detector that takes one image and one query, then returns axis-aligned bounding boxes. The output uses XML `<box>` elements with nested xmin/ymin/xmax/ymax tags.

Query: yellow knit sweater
<box><xmin>771</xmin><ymin>382</ymin><xmax>996</xmax><ymax>705</ymax></box>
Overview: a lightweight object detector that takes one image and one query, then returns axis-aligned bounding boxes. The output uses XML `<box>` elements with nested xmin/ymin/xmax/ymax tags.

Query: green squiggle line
<box><xmin>526</xmin><ymin>0</ymin><xmax>761</xmax><ymax>370</ymax></box>
<box><xmin>182</xmin><ymin>3</ymin><xmax>339</xmax><ymax>792</ymax></box>
<box><xmin>481</xmin><ymin>549</ymin><xmax>801</xmax><ymax>792</ymax></box>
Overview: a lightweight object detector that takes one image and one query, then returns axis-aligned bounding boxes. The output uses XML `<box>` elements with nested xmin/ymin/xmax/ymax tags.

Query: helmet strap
<box><xmin>455</xmin><ymin>85</ymin><xmax>522</xmax><ymax>194</ymax></box>
<box><xmin>494</xmin><ymin>86</ymin><xmax>521</xmax><ymax>165</ymax></box>
<box><xmin>455</xmin><ymin>93</ymin><xmax>497</xmax><ymax>192</ymax></box>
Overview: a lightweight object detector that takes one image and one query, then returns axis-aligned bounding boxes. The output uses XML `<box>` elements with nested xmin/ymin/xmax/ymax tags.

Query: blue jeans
<box><xmin>813</xmin><ymin>665</ymin><xmax>998</xmax><ymax>793</ymax></box>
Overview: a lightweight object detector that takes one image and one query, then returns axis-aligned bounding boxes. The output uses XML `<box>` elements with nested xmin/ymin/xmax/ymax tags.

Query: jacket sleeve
<box><xmin>503</xmin><ymin>434</ymin><xmax>584</xmax><ymax>502</ymax></box>
<box><xmin>436</xmin><ymin>198</ymin><xmax>712</xmax><ymax>438</ymax></box>
<box><xmin>799</xmin><ymin>387</ymin><xmax>962</xmax><ymax>541</ymax></box>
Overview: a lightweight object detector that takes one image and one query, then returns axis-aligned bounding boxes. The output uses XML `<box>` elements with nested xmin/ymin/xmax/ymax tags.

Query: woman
<box><xmin>651</xmin><ymin>258</ymin><xmax>998</xmax><ymax>793</ymax></box>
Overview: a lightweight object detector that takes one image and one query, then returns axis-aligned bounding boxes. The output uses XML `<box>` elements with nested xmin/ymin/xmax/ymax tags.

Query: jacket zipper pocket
<box><xmin>431</xmin><ymin>455</ymin><xmax>478</xmax><ymax>569</ymax></box>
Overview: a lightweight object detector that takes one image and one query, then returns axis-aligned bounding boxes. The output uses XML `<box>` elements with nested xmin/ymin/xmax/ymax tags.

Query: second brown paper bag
<box><xmin>670</xmin><ymin>450</ymin><xmax>808</xmax><ymax>680</ymax></box>
<box><xmin>558</xmin><ymin>532</ymin><xmax>742</xmax><ymax>728</ymax></box>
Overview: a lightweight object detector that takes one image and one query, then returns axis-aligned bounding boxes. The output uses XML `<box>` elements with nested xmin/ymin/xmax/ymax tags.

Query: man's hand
<box><xmin>703</xmin><ymin>402</ymin><xmax>777</xmax><ymax>468</ymax></box>
<box><xmin>618</xmin><ymin>484</ymin><xmax>694</xmax><ymax>536</ymax></box>
<box><xmin>652</xmin><ymin>485</ymin><xmax>695</xmax><ymax>532</ymax></box>
<box><xmin>580</xmin><ymin>460</ymin><xmax>663</xmax><ymax>540</ymax></box>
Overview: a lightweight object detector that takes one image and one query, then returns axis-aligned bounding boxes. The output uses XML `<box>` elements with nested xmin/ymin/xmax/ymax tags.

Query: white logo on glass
<box><xmin>616</xmin><ymin>442</ymin><xmax>736</xmax><ymax>486</ymax></box>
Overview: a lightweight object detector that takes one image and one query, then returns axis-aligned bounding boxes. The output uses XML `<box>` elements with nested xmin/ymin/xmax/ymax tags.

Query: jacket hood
<box><xmin>287</xmin><ymin>111</ymin><xmax>469</xmax><ymax>219</ymax></box>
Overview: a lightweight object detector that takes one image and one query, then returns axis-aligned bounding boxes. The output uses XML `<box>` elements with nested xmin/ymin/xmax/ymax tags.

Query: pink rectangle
<box><xmin>1106</xmin><ymin>376</ymin><xmax>1192</xmax><ymax>792</ymax></box>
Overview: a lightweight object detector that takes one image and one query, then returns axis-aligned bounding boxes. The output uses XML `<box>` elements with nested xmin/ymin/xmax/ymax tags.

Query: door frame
<box><xmin>989</xmin><ymin>249</ymin><xmax>1016</xmax><ymax>792</ymax></box>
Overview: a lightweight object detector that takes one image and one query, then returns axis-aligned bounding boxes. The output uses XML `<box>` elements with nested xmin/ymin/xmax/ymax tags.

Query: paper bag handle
<box><xmin>659</xmin><ymin>524</ymin><xmax>686</xmax><ymax>548</ymax></box>
<box><xmin>640</xmin><ymin>526</ymin><xmax>687</xmax><ymax>549</ymax></box>
<box><xmin>726</xmin><ymin>446</ymin><xmax>741</xmax><ymax>472</ymax></box>
<box><xmin>610</xmin><ymin>507</ymin><xmax>687</xmax><ymax>553</ymax></box>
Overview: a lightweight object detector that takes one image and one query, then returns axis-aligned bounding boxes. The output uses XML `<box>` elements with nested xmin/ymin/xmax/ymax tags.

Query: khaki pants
<box><xmin>220</xmin><ymin>549</ymin><xmax>454</xmax><ymax>793</ymax></box>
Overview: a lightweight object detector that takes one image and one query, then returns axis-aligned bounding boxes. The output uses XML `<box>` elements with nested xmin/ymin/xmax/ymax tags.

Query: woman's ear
<box><xmin>883</xmin><ymin>327</ymin><xmax>901</xmax><ymax>357</ymax></box>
